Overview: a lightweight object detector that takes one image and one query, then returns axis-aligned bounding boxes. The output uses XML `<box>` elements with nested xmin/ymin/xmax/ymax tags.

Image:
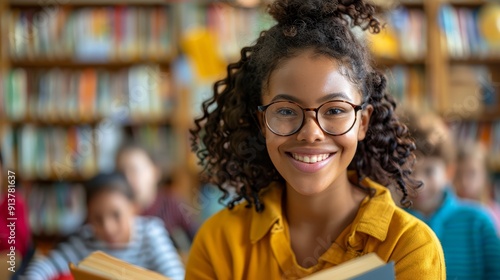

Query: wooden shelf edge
<box><xmin>2</xmin><ymin>116</ymin><xmax>176</xmax><ymax>126</ymax></box>
<box><xmin>373</xmin><ymin>56</ymin><xmax>425</xmax><ymax>67</ymax></box>
<box><xmin>450</xmin><ymin>57</ymin><xmax>500</xmax><ymax>65</ymax></box>
<box><xmin>444</xmin><ymin>0</ymin><xmax>489</xmax><ymax>8</ymax></box>
<box><xmin>10</xmin><ymin>58</ymin><xmax>172</xmax><ymax>68</ymax></box>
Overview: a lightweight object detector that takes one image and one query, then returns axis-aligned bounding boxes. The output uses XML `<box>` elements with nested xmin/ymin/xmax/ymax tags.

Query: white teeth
<box><xmin>292</xmin><ymin>153</ymin><xmax>330</xmax><ymax>164</ymax></box>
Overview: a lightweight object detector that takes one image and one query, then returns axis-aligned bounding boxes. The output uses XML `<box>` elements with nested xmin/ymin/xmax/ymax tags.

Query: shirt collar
<box><xmin>249</xmin><ymin>174</ymin><xmax>395</xmax><ymax>244</ymax></box>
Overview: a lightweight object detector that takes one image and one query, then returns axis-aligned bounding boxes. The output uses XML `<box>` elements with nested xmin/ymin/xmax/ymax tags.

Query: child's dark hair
<box><xmin>84</xmin><ymin>172</ymin><xmax>135</xmax><ymax>206</ymax></box>
<box><xmin>191</xmin><ymin>0</ymin><xmax>420</xmax><ymax>211</ymax></box>
<box><xmin>403</xmin><ymin>109</ymin><xmax>455</xmax><ymax>165</ymax></box>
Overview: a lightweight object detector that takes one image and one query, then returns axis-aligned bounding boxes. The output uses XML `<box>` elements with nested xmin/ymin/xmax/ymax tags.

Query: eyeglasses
<box><xmin>257</xmin><ymin>100</ymin><xmax>364</xmax><ymax>136</ymax></box>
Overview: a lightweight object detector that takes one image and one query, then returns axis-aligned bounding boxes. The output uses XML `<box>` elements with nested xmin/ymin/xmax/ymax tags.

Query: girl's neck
<box><xmin>284</xmin><ymin>173</ymin><xmax>367</xmax><ymax>238</ymax></box>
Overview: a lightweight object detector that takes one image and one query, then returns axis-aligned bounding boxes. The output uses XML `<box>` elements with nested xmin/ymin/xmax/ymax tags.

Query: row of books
<box><xmin>439</xmin><ymin>5</ymin><xmax>499</xmax><ymax>59</ymax></box>
<box><xmin>385</xmin><ymin>65</ymin><xmax>497</xmax><ymax>115</ymax></box>
<box><xmin>368</xmin><ymin>7</ymin><xmax>426</xmax><ymax>61</ymax></box>
<box><xmin>7</xmin><ymin>6</ymin><xmax>174</xmax><ymax>61</ymax></box>
<box><xmin>0</xmin><ymin>124</ymin><xmax>179</xmax><ymax>180</ymax></box>
<box><xmin>1</xmin><ymin>65</ymin><xmax>174</xmax><ymax>122</ymax></box>
<box><xmin>25</xmin><ymin>183</ymin><xmax>86</xmax><ymax>235</ymax></box>
<box><xmin>4</xmin><ymin>125</ymin><xmax>97</xmax><ymax>180</ymax></box>
<box><xmin>450</xmin><ymin>121</ymin><xmax>500</xmax><ymax>171</ymax></box>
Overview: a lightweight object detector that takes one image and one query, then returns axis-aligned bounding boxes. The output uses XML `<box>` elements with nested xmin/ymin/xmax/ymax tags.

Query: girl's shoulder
<box><xmin>195</xmin><ymin>182</ymin><xmax>283</xmax><ymax>244</ymax></box>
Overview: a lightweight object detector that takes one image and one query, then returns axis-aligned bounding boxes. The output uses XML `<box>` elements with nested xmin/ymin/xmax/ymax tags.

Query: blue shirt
<box><xmin>407</xmin><ymin>188</ymin><xmax>500</xmax><ymax>280</ymax></box>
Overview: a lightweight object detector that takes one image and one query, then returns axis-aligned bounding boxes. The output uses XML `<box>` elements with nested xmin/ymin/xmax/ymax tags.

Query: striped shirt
<box><xmin>407</xmin><ymin>188</ymin><xmax>500</xmax><ymax>280</ymax></box>
<box><xmin>23</xmin><ymin>216</ymin><xmax>185</xmax><ymax>280</ymax></box>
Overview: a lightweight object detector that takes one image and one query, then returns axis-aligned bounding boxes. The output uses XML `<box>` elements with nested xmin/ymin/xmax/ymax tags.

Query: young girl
<box><xmin>23</xmin><ymin>172</ymin><xmax>185</xmax><ymax>280</ymax></box>
<box><xmin>115</xmin><ymin>141</ymin><xmax>198</xmax><ymax>248</ymax></box>
<box><xmin>187</xmin><ymin>0</ymin><xmax>445</xmax><ymax>279</ymax></box>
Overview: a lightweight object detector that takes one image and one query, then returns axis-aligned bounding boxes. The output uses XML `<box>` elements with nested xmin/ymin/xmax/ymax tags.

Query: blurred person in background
<box><xmin>115</xmin><ymin>141</ymin><xmax>198</xmax><ymax>256</ymax></box>
<box><xmin>0</xmin><ymin>149</ymin><xmax>33</xmax><ymax>280</ymax></box>
<box><xmin>454</xmin><ymin>141</ymin><xmax>500</xmax><ymax>234</ymax></box>
<box><xmin>402</xmin><ymin>109</ymin><xmax>500</xmax><ymax>279</ymax></box>
<box><xmin>23</xmin><ymin>172</ymin><xmax>185</xmax><ymax>280</ymax></box>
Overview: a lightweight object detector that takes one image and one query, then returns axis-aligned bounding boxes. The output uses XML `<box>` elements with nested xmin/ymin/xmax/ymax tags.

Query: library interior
<box><xmin>1</xmin><ymin>0</ymin><xmax>500</xmax><ymax>279</ymax></box>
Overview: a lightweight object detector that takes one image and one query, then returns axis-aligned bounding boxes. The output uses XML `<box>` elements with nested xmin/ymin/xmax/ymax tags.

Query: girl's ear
<box><xmin>357</xmin><ymin>104</ymin><xmax>373</xmax><ymax>141</ymax></box>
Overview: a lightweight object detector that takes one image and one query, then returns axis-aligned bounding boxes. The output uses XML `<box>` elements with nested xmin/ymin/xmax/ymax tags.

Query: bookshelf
<box><xmin>0</xmin><ymin>0</ymin><xmax>188</xmax><ymax>248</ymax></box>
<box><xmin>371</xmin><ymin>0</ymin><xmax>500</xmax><ymax>173</ymax></box>
<box><xmin>0</xmin><ymin>0</ymin><xmax>276</xmax><ymax>249</ymax></box>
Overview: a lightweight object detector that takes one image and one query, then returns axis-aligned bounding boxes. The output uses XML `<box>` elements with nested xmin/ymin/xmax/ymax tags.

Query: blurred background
<box><xmin>0</xmin><ymin>0</ymin><xmax>499</xmax><ymax>256</ymax></box>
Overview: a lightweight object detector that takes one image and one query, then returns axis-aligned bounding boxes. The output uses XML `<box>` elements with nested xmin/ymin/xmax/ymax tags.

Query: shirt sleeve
<box><xmin>185</xmin><ymin>221</ymin><xmax>217</xmax><ymax>280</ymax></box>
<box><xmin>391</xmin><ymin>223</ymin><xmax>447</xmax><ymax>280</ymax></box>
<box><xmin>23</xmin><ymin>235</ymin><xmax>87</xmax><ymax>280</ymax></box>
<box><xmin>144</xmin><ymin>217</ymin><xmax>185</xmax><ymax>280</ymax></box>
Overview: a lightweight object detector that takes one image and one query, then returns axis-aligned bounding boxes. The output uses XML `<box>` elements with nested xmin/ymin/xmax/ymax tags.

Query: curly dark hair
<box><xmin>191</xmin><ymin>0</ymin><xmax>421</xmax><ymax>211</ymax></box>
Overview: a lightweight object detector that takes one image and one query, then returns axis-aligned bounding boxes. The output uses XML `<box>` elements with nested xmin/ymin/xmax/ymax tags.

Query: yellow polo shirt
<box><xmin>186</xmin><ymin>177</ymin><xmax>446</xmax><ymax>279</ymax></box>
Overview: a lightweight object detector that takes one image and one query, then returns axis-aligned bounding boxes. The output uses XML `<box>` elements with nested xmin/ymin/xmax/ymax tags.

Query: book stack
<box><xmin>368</xmin><ymin>6</ymin><xmax>427</xmax><ymax>61</ymax></box>
<box><xmin>439</xmin><ymin>4</ymin><xmax>499</xmax><ymax>59</ymax></box>
<box><xmin>17</xmin><ymin>125</ymin><xmax>97</xmax><ymax>180</ymax></box>
<box><xmin>26</xmin><ymin>182</ymin><xmax>86</xmax><ymax>236</ymax></box>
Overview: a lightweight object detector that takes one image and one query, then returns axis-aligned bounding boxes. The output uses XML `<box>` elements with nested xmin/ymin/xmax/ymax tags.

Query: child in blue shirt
<box><xmin>403</xmin><ymin>110</ymin><xmax>500</xmax><ymax>279</ymax></box>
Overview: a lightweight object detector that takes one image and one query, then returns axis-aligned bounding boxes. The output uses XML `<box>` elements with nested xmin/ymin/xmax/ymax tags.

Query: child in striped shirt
<box><xmin>402</xmin><ymin>110</ymin><xmax>500</xmax><ymax>279</ymax></box>
<box><xmin>24</xmin><ymin>172</ymin><xmax>185</xmax><ymax>280</ymax></box>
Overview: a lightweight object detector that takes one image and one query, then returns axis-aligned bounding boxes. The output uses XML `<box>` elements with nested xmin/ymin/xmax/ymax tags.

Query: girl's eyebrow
<box><xmin>270</xmin><ymin>92</ymin><xmax>351</xmax><ymax>103</ymax></box>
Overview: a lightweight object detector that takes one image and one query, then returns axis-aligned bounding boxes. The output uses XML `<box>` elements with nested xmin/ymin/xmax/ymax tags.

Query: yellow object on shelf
<box><xmin>368</xmin><ymin>26</ymin><xmax>400</xmax><ymax>59</ymax></box>
<box><xmin>181</xmin><ymin>28</ymin><xmax>227</xmax><ymax>80</ymax></box>
<box><xmin>478</xmin><ymin>3</ymin><xmax>500</xmax><ymax>44</ymax></box>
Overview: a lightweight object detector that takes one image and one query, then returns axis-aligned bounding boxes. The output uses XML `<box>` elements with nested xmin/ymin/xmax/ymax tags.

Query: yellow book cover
<box><xmin>69</xmin><ymin>251</ymin><xmax>170</xmax><ymax>280</ymax></box>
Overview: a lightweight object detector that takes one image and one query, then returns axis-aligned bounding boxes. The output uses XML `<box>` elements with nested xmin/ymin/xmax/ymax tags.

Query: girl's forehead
<box><xmin>264</xmin><ymin>52</ymin><xmax>361</xmax><ymax>103</ymax></box>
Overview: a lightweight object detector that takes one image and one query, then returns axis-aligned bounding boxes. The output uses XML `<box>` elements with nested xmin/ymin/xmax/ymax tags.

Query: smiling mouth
<box><xmin>288</xmin><ymin>153</ymin><xmax>333</xmax><ymax>164</ymax></box>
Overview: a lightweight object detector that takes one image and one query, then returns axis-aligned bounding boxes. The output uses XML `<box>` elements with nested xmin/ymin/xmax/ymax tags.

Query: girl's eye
<box><xmin>276</xmin><ymin>108</ymin><xmax>297</xmax><ymax>116</ymax></box>
<box><xmin>325</xmin><ymin>107</ymin><xmax>345</xmax><ymax>115</ymax></box>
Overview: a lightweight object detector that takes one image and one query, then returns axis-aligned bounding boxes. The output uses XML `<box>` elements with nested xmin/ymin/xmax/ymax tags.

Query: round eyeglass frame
<box><xmin>257</xmin><ymin>100</ymin><xmax>364</xmax><ymax>136</ymax></box>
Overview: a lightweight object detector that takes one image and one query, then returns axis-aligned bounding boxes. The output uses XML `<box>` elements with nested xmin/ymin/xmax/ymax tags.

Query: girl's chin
<box><xmin>286</xmin><ymin>181</ymin><xmax>330</xmax><ymax>196</ymax></box>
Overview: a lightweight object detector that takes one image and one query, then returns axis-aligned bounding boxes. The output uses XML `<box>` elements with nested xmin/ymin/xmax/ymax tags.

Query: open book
<box><xmin>301</xmin><ymin>253</ymin><xmax>395</xmax><ymax>280</ymax></box>
<box><xmin>69</xmin><ymin>251</ymin><xmax>170</xmax><ymax>280</ymax></box>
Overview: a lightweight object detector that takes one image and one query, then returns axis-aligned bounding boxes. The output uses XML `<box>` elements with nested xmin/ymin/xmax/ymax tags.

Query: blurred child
<box><xmin>454</xmin><ymin>141</ymin><xmax>500</xmax><ymax>234</ymax></box>
<box><xmin>23</xmin><ymin>172</ymin><xmax>185</xmax><ymax>280</ymax></box>
<box><xmin>0</xmin><ymin>150</ymin><xmax>33</xmax><ymax>280</ymax></box>
<box><xmin>116</xmin><ymin>141</ymin><xmax>198</xmax><ymax>249</ymax></box>
<box><xmin>403</xmin><ymin>110</ymin><xmax>500</xmax><ymax>279</ymax></box>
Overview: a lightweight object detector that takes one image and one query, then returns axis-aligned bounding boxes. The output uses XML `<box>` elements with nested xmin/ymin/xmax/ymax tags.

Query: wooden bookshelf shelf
<box><xmin>10</xmin><ymin>58</ymin><xmax>172</xmax><ymax>68</ymax></box>
<box><xmin>120</xmin><ymin>117</ymin><xmax>175</xmax><ymax>126</ymax></box>
<box><xmin>7</xmin><ymin>118</ymin><xmax>103</xmax><ymax>126</ymax></box>
<box><xmin>373</xmin><ymin>57</ymin><xmax>425</xmax><ymax>67</ymax></box>
<box><xmin>450</xmin><ymin>57</ymin><xmax>500</xmax><ymax>65</ymax></box>
<box><xmin>445</xmin><ymin>0</ymin><xmax>488</xmax><ymax>8</ymax></box>
<box><xmin>21</xmin><ymin>174</ymin><xmax>91</xmax><ymax>182</ymax></box>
